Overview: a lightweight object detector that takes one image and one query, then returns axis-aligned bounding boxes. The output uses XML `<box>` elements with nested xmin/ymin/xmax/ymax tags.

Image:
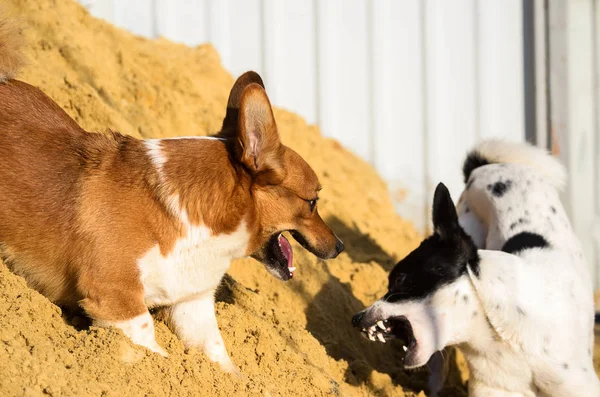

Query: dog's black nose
<box><xmin>351</xmin><ymin>311</ymin><xmax>364</xmax><ymax>329</ymax></box>
<box><xmin>335</xmin><ymin>238</ymin><xmax>345</xmax><ymax>256</ymax></box>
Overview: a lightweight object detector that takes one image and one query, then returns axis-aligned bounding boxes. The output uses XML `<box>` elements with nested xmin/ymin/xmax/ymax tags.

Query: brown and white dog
<box><xmin>0</xmin><ymin>19</ymin><xmax>343</xmax><ymax>373</ymax></box>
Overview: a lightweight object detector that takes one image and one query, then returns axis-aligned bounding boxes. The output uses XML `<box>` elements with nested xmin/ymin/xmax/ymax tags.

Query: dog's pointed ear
<box><xmin>432</xmin><ymin>183</ymin><xmax>459</xmax><ymax>239</ymax></box>
<box><xmin>237</xmin><ymin>83</ymin><xmax>284</xmax><ymax>182</ymax></box>
<box><xmin>221</xmin><ymin>71</ymin><xmax>265</xmax><ymax>135</ymax></box>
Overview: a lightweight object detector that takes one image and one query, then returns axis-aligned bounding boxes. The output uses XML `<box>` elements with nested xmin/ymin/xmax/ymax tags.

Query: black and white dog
<box><xmin>352</xmin><ymin>140</ymin><xmax>600</xmax><ymax>396</ymax></box>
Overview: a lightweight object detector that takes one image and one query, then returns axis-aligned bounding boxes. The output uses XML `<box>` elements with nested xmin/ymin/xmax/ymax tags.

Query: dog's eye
<box><xmin>308</xmin><ymin>200</ymin><xmax>317</xmax><ymax>211</ymax></box>
<box><xmin>394</xmin><ymin>273</ymin><xmax>407</xmax><ymax>287</ymax></box>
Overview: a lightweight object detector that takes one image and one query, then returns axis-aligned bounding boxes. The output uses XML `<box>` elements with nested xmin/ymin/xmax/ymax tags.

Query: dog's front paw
<box><xmin>202</xmin><ymin>338</ymin><xmax>242</xmax><ymax>378</ymax></box>
<box><xmin>220</xmin><ymin>360</ymin><xmax>242</xmax><ymax>379</ymax></box>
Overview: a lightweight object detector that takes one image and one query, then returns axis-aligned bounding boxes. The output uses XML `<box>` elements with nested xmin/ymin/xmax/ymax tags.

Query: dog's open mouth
<box><xmin>260</xmin><ymin>232</ymin><xmax>296</xmax><ymax>281</ymax></box>
<box><xmin>360</xmin><ymin>316</ymin><xmax>418</xmax><ymax>360</ymax></box>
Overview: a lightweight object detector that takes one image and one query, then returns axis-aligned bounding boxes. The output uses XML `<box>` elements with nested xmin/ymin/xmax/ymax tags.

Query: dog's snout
<box><xmin>334</xmin><ymin>237</ymin><xmax>344</xmax><ymax>257</ymax></box>
<box><xmin>351</xmin><ymin>311</ymin><xmax>365</xmax><ymax>329</ymax></box>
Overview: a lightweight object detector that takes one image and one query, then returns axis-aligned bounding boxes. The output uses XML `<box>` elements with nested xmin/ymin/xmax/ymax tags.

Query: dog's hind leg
<box><xmin>95</xmin><ymin>311</ymin><xmax>167</xmax><ymax>356</ymax></box>
<box><xmin>78</xmin><ymin>259</ymin><xmax>167</xmax><ymax>356</ymax></box>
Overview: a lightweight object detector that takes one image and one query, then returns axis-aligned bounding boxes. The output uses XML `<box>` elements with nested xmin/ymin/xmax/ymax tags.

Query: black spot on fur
<box><xmin>472</xmin><ymin>311</ymin><xmax>478</xmax><ymax>318</ymax></box>
<box><xmin>491</xmin><ymin>180</ymin><xmax>512</xmax><ymax>197</ymax></box>
<box><xmin>517</xmin><ymin>306</ymin><xmax>525</xmax><ymax>316</ymax></box>
<box><xmin>502</xmin><ymin>232</ymin><xmax>550</xmax><ymax>254</ymax></box>
<box><xmin>509</xmin><ymin>218</ymin><xmax>530</xmax><ymax>230</ymax></box>
<box><xmin>465</xmin><ymin>207</ymin><xmax>470</xmax><ymax>214</ymax></box>
<box><xmin>507</xmin><ymin>206</ymin><xmax>512</xmax><ymax>212</ymax></box>
<box><xmin>463</xmin><ymin>295</ymin><xmax>469</xmax><ymax>304</ymax></box>
<box><xmin>550</xmin><ymin>206</ymin><xmax>556</xmax><ymax>214</ymax></box>
<box><xmin>563</xmin><ymin>363</ymin><xmax>569</xmax><ymax>370</ymax></box>
<box><xmin>463</xmin><ymin>151</ymin><xmax>489</xmax><ymax>183</ymax></box>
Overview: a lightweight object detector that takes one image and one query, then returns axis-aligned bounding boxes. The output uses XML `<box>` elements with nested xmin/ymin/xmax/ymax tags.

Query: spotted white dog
<box><xmin>352</xmin><ymin>140</ymin><xmax>600</xmax><ymax>396</ymax></box>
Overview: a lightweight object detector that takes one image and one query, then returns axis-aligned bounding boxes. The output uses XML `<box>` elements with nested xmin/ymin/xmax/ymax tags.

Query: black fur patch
<box><xmin>502</xmin><ymin>232</ymin><xmax>549</xmax><ymax>254</ymax></box>
<box><xmin>462</xmin><ymin>151</ymin><xmax>489</xmax><ymax>183</ymax></box>
<box><xmin>509</xmin><ymin>218</ymin><xmax>529</xmax><ymax>230</ymax></box>
<box><xmin>385</xmin><ymin>183</ymin><xmax>480</xmax><ymax>302</ymax></box>
<box><xmin>491</xmin><ymin>180</ymin><xmax>512</xmax><ymax>197</ymax></box>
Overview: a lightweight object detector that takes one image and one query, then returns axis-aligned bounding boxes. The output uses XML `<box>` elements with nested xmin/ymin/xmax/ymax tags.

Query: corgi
<box><xmin>353</xmin><ymin>140</ymin><xmax>599</xmax><ymax>396</ymax></box>
<box><xmin>0</xmin><ymin>19</ymin><xmax>343</xmax><ymax>374</ymax></box>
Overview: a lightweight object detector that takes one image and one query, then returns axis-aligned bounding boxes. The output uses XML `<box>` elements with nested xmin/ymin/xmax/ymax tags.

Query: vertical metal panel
<box><xmin>79</xmin><ymin>0</ymin><xmax>115</xmax><ymax>22</ymax></box>
<box><xmin>424</xmin><ymin>0</ymin><xmax>478</xmax><ymax>208</ymax></box>
<box><xmin>549</xmin><ymin>0</ymin><xmax>599</xmax><ymax>287</ymax></box>
<box><xmin>222</xmin><ymin>0</ymin><xmax>263</xmax><ymax>78</ymax></box>
<box><xmin>593</xmin><ymin>0</ymin><xmax>600</xmax><ymax>290</ymax></box>
<box><xmin>314</xmin><ymin>0</ymin><xmax>341</xmax><ymax>155</ymax></box>
<box><xmin>263</xmin><ymin>0</ymin><xmax>317</xmax><ymax>125</ymax></box>
<box><xmin>154</xmin><ymin>0</ymin><xmax>210</xmax><ymax>46</ymax></box>
<box><xmin>206</xmin><ymin>0</ymin><xmax>232</xmax><ymax>71</ymax></box>
<box><xmin>315</xmin><ymin>0</ymin><xmax>371</xmax><ymax>161</ymax></box>
<box><xmin>566</xmin><ymin>0</ymin><xmax>597</xmax><ymax>286</ymax></box>
<box><xmin>370</xmin><ymin>0</ymin><xmax>427</xmax><ymax>231</ymax></box>
<box><xmin>477</xmin><ymin>0</ymin><xmax>525</xmax><ymax>143</ymax></box>
<box><xmin>113</xmin><ymin>0</ymin><xmax>155</xmax><ymax>38</ymax></box>
<box><xmin>534</xmin><ymin>0</ymin><xmax>549</xmax><ymax>149</ymax></box>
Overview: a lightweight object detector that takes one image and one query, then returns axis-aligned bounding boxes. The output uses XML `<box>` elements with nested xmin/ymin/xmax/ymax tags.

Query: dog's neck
<box><xmin>144</xmin><ymin>137</ymin><xmax>258</xmax><ymax>239</ymax></box>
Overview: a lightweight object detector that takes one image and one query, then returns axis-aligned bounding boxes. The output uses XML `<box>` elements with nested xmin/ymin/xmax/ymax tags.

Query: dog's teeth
<box><xmin>288</xmin><ymin>267</ymin><xmax>296</xmax><ymax>273</ymax></box>
<box><xmin>377</xmin><ymin>321</ymin><xmax>385</xmax><ymax>330</ymax></box>
<box><xmin>362</xmin><ymin>328</ymin><xmax>366</xmax><ymax>332</ymax></box>
<box><xmin>402</xmin><ymin>345</ymin><xmax>408</xmax><ymax>352</ymax></box>
<box><xmin>368</xmin><ymin>334</ymin><xmax>376</xmax><ymax>341</ymax></box>
<box><xmin>377</xmin><ymin>333</ymin><xmax>386</xmax><ymax>343</ymax></box>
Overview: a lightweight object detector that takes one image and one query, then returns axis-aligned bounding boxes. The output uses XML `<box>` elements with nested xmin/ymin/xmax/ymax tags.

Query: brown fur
<box><xmin>0</xmin><ymin>65</ymin><xmax>340</xmax><ymax>324</ymax></box>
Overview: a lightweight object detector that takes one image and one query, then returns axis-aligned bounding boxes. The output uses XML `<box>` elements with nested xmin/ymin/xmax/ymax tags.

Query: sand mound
<box><xmin>0</xmin><ymin>1</ymin><xmax>596</xmax><ymax>396</ymax></box>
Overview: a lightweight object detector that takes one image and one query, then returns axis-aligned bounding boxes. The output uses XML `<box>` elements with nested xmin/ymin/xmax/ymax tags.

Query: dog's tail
<box><xmin>0</xmin><ymin>7</ymin><xmax>25</xmax><ymax>82</ymax></box>
<box><xmin>462</xmin><ymin>139</ymin><xmax>567</xmax><ymax>191</ymax></box>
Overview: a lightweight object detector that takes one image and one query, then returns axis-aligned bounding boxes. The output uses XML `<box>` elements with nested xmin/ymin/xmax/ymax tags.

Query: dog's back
<box><xmin>457</xmin><ymin>140</ymin><xmax>598</xmax><ymax>396</ymax></box>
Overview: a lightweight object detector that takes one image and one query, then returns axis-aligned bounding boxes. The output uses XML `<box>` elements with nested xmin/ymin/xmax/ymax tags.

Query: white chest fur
<box><xmin>137</xmin><ymin>220</ymin><xmax>250</xmax><ymax>308</ymax></box>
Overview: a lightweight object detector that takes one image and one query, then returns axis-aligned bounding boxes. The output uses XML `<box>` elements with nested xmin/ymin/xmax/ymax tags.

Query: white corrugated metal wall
<box><xmin>547</xmin><ymin>0</ymin><xmax>600</xmax><ymax>291</ymax></box>
<box><xmin>78</xmin><ymin>0</ymin><xmax>599</xmax><ymax>289</ymax></box>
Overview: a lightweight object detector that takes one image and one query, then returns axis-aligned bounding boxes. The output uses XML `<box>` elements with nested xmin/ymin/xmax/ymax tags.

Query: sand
<box><xmin>0</xmin><ymin>1</ymin><xmax>597</xmax><ymax>396</ymax></box>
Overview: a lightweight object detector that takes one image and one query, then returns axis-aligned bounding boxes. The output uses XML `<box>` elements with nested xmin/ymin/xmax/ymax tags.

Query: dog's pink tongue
<box><xmin>278</xmin><ymin>234</ymin><xmax>295</xmax><ymax>276</ymax></box>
